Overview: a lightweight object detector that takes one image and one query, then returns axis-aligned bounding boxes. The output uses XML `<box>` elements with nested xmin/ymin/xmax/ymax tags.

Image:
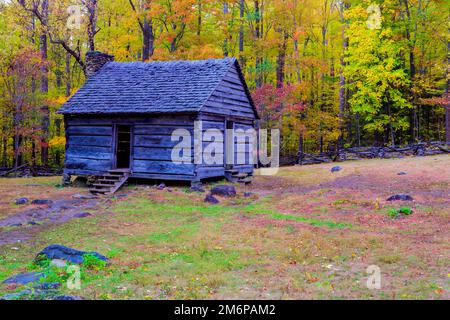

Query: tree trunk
<box><xmin>223</xmin><ymin>2</ymin><xmax>229</xmax><ymax>57</ymax></box>
<box><xmin>197</xmin><ymin>0</ymin><xmax>202</xmax><ymax>36</ymax></box>
<box><xmin>1</xmin><ymin>136</ymin><xmax>6</xmax><ymax>168</ymax></box>
<box><xmin>338</xmin><ymin>1</ymin><xmax>349</xmax><ymax>147</ymax></box>
<box><xmin>86</xmin><ymin>0</ymin><xmax>98</xmax><ymax>51</ymax></box>
<box><xmin>239</xmin><ymin>0</ymin><xmax>244</xmax><ymax>66</ymax></box>
<box><xmin>446</xmin><ymin>21</ymin><xmax>450</xmax><ymax>143</ymax></box>
<box><xmin>276</xmin><ymin>31</ymin><xmax>288</xmax><ymax>88</ymax></box>
<box><xmin>401</xmin><ymin>0</ymin><xmax>418</xmax><ymax>143</ymax></box>
<box><xmin>65</xmin><ymin>51</ymin><xmax>71</xmax><ymax>97</ymax></box>
<box><xmin>40</xmin><ymin>0</ymin><xmax>49</xmax><ymax>166</ymax></box>
<box><xmin>31</xmin><ymin>139</ymin><xmax>37</xmax><ymax>176</ymax></box>
<box><xmin>142</xmin><ymin>18</ymin><xmax>154</xmax><ymax>61</ymax></box>
<box><xmin>55</xmin><ymin>119</ymin><xmax>62</xmax><ymax>166</ymax></box>
<box><xmin>254</xmin><ymin>1</ymin><xmax>262</xmax><ymax>87</ymax></box>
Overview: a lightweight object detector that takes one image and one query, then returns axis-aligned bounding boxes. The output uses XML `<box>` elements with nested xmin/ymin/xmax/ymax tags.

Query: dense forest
<box><xmin>0</xmin><ymin>0</ymin><xmax>448</xmax><ymax>169</ymax></box>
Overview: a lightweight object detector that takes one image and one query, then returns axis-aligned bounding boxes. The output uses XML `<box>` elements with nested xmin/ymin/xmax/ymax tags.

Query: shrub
<box><xmin>82</xmin><ymin>254</ymin><xmax>107</xmax><ymax>270</ymax></box>
<box><xmin>387</xmin><ymin>207</ymin><xmax>413</xmax><ymax>219</ymax></box>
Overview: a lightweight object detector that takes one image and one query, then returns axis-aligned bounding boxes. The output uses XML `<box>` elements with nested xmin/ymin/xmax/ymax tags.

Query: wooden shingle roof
<box><xmin>58</xmin><ymin>58</ymin><xmax>255</xmax><ymax>116</ymax></box>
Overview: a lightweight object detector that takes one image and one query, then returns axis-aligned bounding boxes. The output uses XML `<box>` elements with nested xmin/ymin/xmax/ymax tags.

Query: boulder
<box><xmin>210</xmin><ymin>185</ymin><xmax>236</xmax><ymax>197</ymax></box>
<box><xmin>35</xmin><ymin>244</ymin><xmax>109</xmax><ymax>265</ymax></box>
<box><xmin>204</xmin><ymin>194</ymin><xmax>220</xmax><ymax>204</ymax></box>
<box><xmin>397</xmin><ymin>172</ymin><xmax>407</xmax><ymax>176</ymax></box>
<box><xmin>15</xmin><ymin>198</ymin><xmax>29</xmax><ymax>205</ymax></box>
<box><xmin>73</xmin><ymin>212</ymin><xmax>92</xmax><ymax>219</ymax></box>
<box><xmin>54</xmin><ymin>295</ymin><xmax>83</xmax><ymax>300</ymax></box>
<box><xmin>0</xmin><ymin>284</ymin><xmax>60</xmax><ymax>300</ymax></box>
<box><xmin>0</xmin><ymin>290</ymin><xmax>33</xmax><ymax>300</ymax></box>
<box><xmin>386</xmin><ymin>194</ymin><xmax>414</xmax><ymax>202</ymax></box>
<box><xmin>331</xmin><ymin>166</ymin><xmax>342</xmax><ymax>173</ymax></box>
<box><xmin>50</xmin><ymin>259</ymin><xmax>68</xmax><ymax>268</ymax></box>
<box><xmin>2</xmin><ymin>272</ymin><xmax>45</xmax><ymax>285</ymax></box>
<box><xmin>157</xmin><ymin>183</ymin><xmax>166</xmax><ymax>190</ymax></box>
<box><xmin>9</xmin><ymin>223</ymin><xmax>22</xmax><ymax>228</ymax></box>
<box><xmin>34</xmin><ymin>282</ymin><xmax>61</xmax><ymax>290</ymax></box>
<box><xmin>72</xmin><ymin>194</ymin><xmax>97</xmax><ymax>200</ymax></box>
<box><xmin>31</xmin><ymin>199</ymin><xmax>53</xmax><ymax>206</ymax></box>
<box><xmin>190</xmin><ymin>185</ymin><xmax>205</xmax><ymax>193</ymax></box>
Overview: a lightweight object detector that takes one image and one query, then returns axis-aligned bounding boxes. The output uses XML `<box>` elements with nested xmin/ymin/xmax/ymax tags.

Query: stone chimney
<box><xmin>85</xmin><ymin>51</ymin><xmax>115</xmax><ymax>78</ymax></box>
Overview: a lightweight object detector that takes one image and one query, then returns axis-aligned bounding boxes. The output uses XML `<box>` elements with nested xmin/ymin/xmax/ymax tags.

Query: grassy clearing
<box><xmin>0</xmin><ymin>155</ymin><xmax>449</xmax><ymax>299</ymax></box>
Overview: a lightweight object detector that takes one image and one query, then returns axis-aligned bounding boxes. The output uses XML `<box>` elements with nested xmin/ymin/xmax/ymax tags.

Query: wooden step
<box><xmin>92</xmin><ymin>183</ymin><xmax>117</xmax><ymax>188</ymax></box>
<box><xmin>97</xmin><ymin>179</ymin><xmax>120</xmax><ymax>183</ymax></box>
<box><xmin>89</xmin><ymin>170</ymin><xmax>130</xmax><ymax>195</ymax></box>
<box><xmin>238</xmin><ymin>178</ymin><xmax>252</xmax><ymax>185</ymax></box>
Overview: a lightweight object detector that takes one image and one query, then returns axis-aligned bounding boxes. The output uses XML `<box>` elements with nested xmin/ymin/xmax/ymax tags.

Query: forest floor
<box><xmin>0</xmin><ymin>155</ymin><xmax>448</xmax><ymax>300</ymax></box>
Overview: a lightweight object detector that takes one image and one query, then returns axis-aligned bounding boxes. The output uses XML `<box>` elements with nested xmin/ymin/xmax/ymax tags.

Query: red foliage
<box><xmin>420</xmin><ymin>93</ymin><xmax>450</xmax><ymax>106</ymax></box>
<box><xmin>252</xmin><ymin>83</ymin><xmax>307</xmax><ymax>124</ymax></box>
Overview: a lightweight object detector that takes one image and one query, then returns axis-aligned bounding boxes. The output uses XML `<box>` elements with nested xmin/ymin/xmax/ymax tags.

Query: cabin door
<box><xmin>115</xmin><ymin>125</ymin><xmax>132</xmax><ymax>169</ymax></box>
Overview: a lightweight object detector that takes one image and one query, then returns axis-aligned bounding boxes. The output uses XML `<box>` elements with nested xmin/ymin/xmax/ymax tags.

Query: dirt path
<box><xmin>0</xmin><ymin>196</ymin><xmax>100</xmax><ymax>245</ymax></box>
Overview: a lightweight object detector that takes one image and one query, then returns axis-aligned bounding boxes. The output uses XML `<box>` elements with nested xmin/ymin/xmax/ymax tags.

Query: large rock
<box><xmin>0</xmin><ymin>284</ymin><xmax>60</xmax><ymax>300</ymax></box>
<box><xmin>190</xmin><ymin>185</ymin><xmax>205</xmax><ymax>193</ymax></box>
<box><xmin>210</xmin><ymin>185</ymin><xmax>236</xmax><ymax>197</ymax></box>
<box><xmin>31</xmin><ymin>199</ymin><xmax>53</xmax><ymax>206</ymax></box>
<box><xmin>331</xmin><ymin>166</ymin><xmax>342</xmax><ymax>173</ymax></box>
<box><xmin>72</xmin><ymin>194</ymin><xmax>97</xmax><ymax>200</ymax></box>
<box><xmin>15</xmin><ymin>198</ymin><xmax>29</xmax><ymax>205</ymax></box>
<box><xmin>50</xmin><ymin>259</ymin><xmax>68</xmax><ymax>268</ymax></box>
<box><xmin>54</xmin><ymin>295</ymin><xmax>83</xmax><ymax>300</ymax></box>
<box><xmin>35</xmin><ymin>245</ymin><xmax>108</xmax><ymax>265</ymax></box>
<box><xmin>73</xmin><ymin>212</ymin><xmax>92</xmax><ymax>219</ymax></box>
<box><xmin>387</xmin><ymin>194</ymin><xmax>414</xmax><ymax>202</ymax></box>
<box><xmin>34</xmin><ymin>282</ymin><xmax>61</xmax><ymax>290</ymax></box>
<box><xmin>2</xmin><ymin>272</ymin><xmax>45</xmax><ymax>285</ymax></box>
<box><xmin>204</xmin><ymin>194</ymin><xmax>220</xmax><ymax>204</ymax></box>
<box><xmin>156</xmin><ymin>183</ymin><xmax>166</xmax><ymax>190</ymax></box>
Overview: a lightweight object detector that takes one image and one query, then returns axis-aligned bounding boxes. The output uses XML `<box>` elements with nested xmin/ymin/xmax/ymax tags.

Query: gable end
<box><xmin>201</xmin><ymin>60</ymin><xmax>259</xmax><ymax>120</ymax></box>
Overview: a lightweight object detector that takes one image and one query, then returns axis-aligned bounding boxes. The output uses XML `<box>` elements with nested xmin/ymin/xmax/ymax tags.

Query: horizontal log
<box><xmin>67</xmin><ymin>126</ymin><xmax>112</xmax><ymax>136</ymax></box>
<box><xmin>66</xmin><ymin>158</ymin><xmax>112</xmax><ymax>171</ymax></box>
<box><xmin>131</xmin><ymin>172</ymin><xmax>194</xmax><ymax>180</ymax></box>
<box><xmin>133</xmin><ymin>160</ymin><xmax>195</xmax><ymax>175</ymax></box>
<box><xmin>134</xmin><ymin>135</ymin><xmax>193</xmax><ymax>148</ymax></box>
<box><xmin>134</xmin><ymin>147</ymin><xmax>193</xmax><ymax>161</ymax></box>
<box><xmin>134</xmin><ymin>126</ymin><xmax>193</xmax><ymax>136</ymax></box>
<box><xmin>69</xmin><ymin>135</ymin><xmax>112</xmax><ymax>147</ymax></box>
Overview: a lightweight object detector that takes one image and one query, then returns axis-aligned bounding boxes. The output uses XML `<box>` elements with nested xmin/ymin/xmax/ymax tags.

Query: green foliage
<box><xmin>0</xmin><ymin>0</ymin><xmax>448</xmax><ymax>167</ymax></box>
<box><xmin>399</xmin><ymin>207</ymin><xmax>413</xmax><ymax>216</ymax></box>
<box><xmin>82</xmin><ymin>254</ymin><xmax>108</xmax><ymax>270</ymax></box>
<box><xmin>345</xmin><ymin>4</ymin><xmax>412</xmax><ymax>142</ymax></box>
<box><xmin>387</xmin><ymin>207</ymin><xmax>413</xmax><ymax>219</ymax></box>
<box><xmin>388</xmin><ymin>208</ymin><xmax>400</xmax><ymax>219</ymax></box>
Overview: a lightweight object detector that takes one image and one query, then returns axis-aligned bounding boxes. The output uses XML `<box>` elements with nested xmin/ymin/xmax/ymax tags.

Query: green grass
<box><xmin>1</xmin><ymin>156</ymin><xmax>449</xmax><ymax>300</ymax></box>
<box><xmin>0</xmin><ymin>193</ymin><xmax>353</xmax><ymax>299</ymax></box>
<box><xmin>242</xmin><ymin>202</ymin><xmax>353</xmax><ymax>229</ymax></box>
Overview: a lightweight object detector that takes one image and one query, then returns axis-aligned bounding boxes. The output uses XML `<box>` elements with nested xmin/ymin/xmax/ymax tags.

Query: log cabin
<box><xmin>58</xmin><ymin>52</ymin><xmax>259</xmax><ymax>194</ymax></box>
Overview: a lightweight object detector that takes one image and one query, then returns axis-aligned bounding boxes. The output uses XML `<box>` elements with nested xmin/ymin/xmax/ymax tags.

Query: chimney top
<box><xmin>85</xmin><ymin>51</ymin><xmax>115</xmax><ymax>78</ymax></box>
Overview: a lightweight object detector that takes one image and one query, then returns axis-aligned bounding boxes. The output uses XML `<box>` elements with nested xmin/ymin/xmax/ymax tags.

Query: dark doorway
<box><xmin>115</xmin><ymin>125</ymin><xmax>132</xmax><ymax>169</ymax></box>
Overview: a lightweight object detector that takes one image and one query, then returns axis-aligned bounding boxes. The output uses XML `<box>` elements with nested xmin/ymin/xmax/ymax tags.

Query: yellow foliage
<box><xmin>49</xmin><ymin>136</ymin><xmax>66</xmax><ymax>148</ymax></box>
